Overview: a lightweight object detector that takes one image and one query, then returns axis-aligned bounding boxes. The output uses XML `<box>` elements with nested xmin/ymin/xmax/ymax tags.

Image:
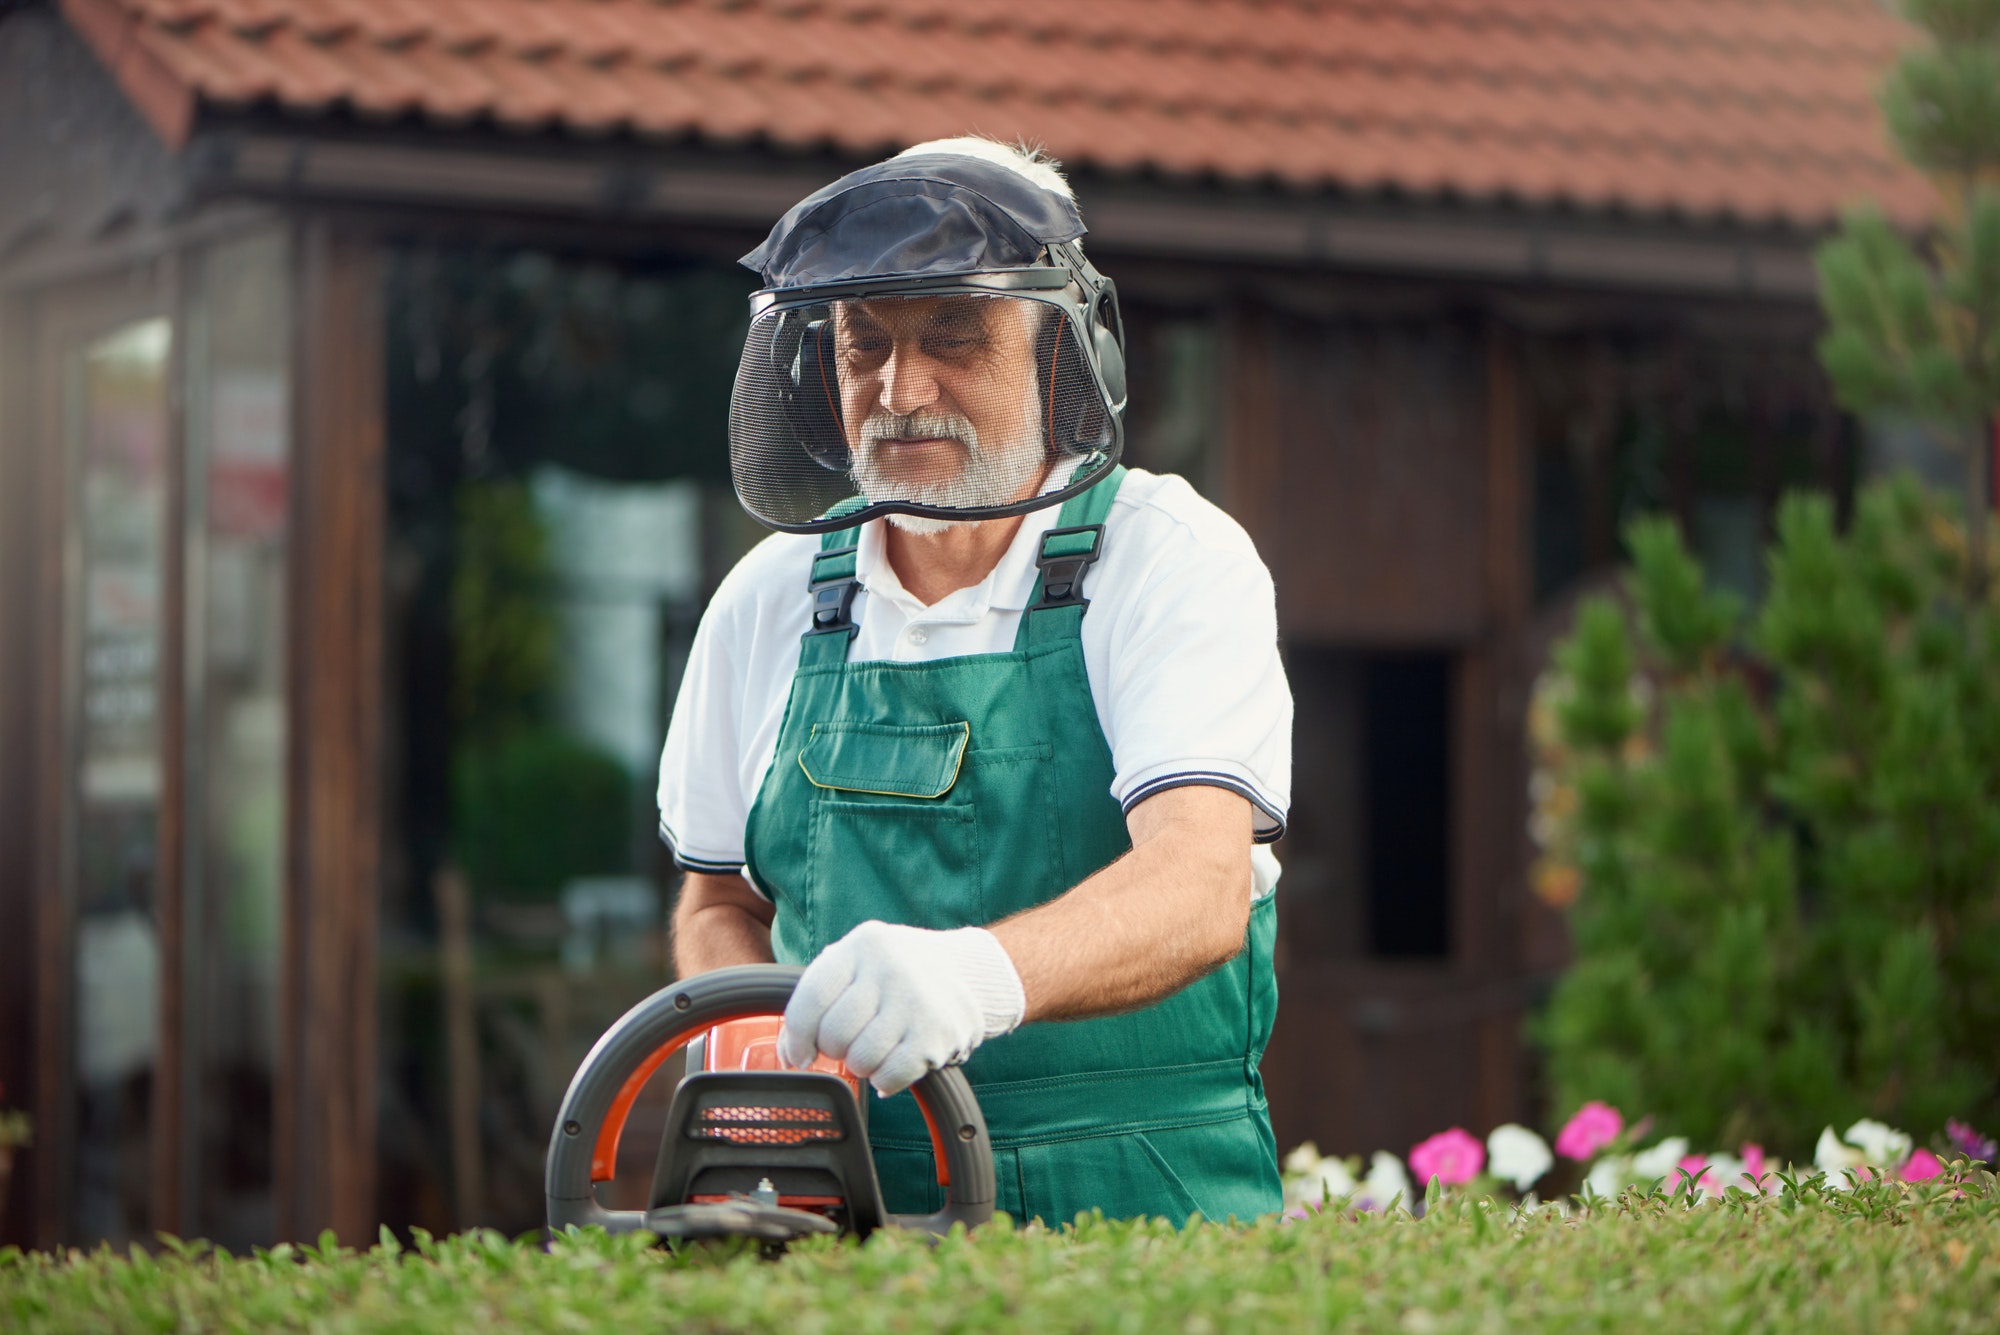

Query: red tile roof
<box><xmin>62</xmin><ymin>0</ymin><xmax>1930</xmax><ymax>228</ymax></box>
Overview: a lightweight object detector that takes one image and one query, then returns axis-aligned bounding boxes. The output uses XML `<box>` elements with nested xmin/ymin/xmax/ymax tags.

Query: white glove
<box><xmin>778</xmin><ymin>920</ymin><xmax>1026</xmax><ymax>1096</ymax></box>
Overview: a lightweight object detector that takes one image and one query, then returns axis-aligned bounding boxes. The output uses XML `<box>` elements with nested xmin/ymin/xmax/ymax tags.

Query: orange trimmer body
<box><xmin>684</xmin><ymin>1016</ymin><xmax>867</xmax><ymax>1214</ymax></box>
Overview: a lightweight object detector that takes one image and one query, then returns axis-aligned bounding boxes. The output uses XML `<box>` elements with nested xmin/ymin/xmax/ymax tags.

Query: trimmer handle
<box><xmin>545</xmin><ymin>964</ymin><xmax>996</xmax><ymax>1238</ymax></box>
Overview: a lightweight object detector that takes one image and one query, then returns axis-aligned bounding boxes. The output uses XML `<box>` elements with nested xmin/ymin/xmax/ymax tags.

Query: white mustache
<box><xmin>847</xmin><ymin>382</ymin><xmax>1046</xmax><ymax>534</ymax></box>
<box><xmin>859</xmin><ymin>406</ymin><xmax>979</xmax><ymax>452</ymax></box>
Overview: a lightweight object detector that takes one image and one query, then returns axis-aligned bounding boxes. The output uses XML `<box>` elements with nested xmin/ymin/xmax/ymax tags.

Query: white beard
<box><xmin>850</xmin><ymin>387</ymin><xmax>1046</xmax><ymax>535</ymax></box>
<box><xmin>883</xmin><ymin>511</ymin><xmax>963</xmax><ymax>537</ymax></box>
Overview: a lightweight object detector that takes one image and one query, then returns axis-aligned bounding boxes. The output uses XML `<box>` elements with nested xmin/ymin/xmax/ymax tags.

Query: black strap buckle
<box><xmin>1031</xmin><ymin>525</ymin><xmax>1104</xmax><ymax>612</ymax></box>
<box><xmin>806</xmin><ymin>544</ymin><xmax>861</xmax><ymax>638</ymax></box>
<box><xmin>807</xmin><ymin>579</ymin><xmax>860</xmax><ymax>637</ymax></box>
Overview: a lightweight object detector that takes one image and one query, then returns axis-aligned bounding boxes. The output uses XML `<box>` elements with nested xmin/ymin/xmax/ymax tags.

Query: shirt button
<box><xmin>907</xmin><ymin>628</ymin><xmax>928</xmax><ymax>646</ymax></box>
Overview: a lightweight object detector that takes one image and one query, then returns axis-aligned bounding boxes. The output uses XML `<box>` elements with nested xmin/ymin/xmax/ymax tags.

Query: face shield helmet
<box><xmin>729</xmin><ymin>154</ymin><xmax>1128</xmax><ymax>533</ymax></box>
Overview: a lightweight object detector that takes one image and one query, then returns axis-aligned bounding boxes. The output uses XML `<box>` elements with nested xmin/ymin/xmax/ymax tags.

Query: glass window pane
<box><xmin>66</xmin><ymin>315</ymin><xmax>171</xmax><ymax>1247</ymax></box>
<box><xmin>184</xmin><ymin>228</ymin><xmax>290</xmax><ymax>1248</ymax></box>
<box><xmin>380</xmin><ymin>247</ymin><xmax>756</xmax><ymax>1233</ymax></box>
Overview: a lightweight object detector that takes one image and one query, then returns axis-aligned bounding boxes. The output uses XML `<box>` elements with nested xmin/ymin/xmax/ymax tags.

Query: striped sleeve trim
<box><xmin>657</xmin><ymin>819</ymin><xmax>746</xmax><ymax>874</ymax></box>
<box><xmin>1119</xmin><ymin>772</ymin><xmax>1288</xmax><ymax>844</ymax></box>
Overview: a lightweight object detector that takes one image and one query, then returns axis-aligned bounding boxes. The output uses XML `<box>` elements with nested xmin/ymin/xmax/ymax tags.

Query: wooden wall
<box><xmin>1227</xmin><ymin>301</ymin><xmax>1536</xmax><ymax>1161</ymax></box>
<box><xmin>1229</xmin><ymin>285</ymin><xmax>1848</xmax><ymax>1163</ymax></box>
<box><xmin>0</xmin><ymin>10</ymin><xmax>185</xmax><ymax>280</ymax></box>
<box><xmin>1257</xmin><ymin>315</ymin><xmax>1490</xmax><ymax>644</ymax></box>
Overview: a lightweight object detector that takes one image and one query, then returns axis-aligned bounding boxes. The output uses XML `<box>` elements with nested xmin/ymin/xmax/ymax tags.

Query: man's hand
<box><xmin>778</xmin><ymin>921</ymin><xmax>1026</xmax><ymax>1096</ymax></box>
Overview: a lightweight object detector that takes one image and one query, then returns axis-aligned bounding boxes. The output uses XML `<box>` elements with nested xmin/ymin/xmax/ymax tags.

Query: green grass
<box><xmin>5</xmin><ymin>1172</ymin><xmax>1998</xmax><ymax>1333</ymax></box>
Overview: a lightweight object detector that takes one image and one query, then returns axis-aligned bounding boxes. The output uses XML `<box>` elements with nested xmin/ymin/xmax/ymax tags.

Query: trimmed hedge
<box><xmin>5</xmin><ymin>1172</ymin><xmax>1998</xmax><ymax>1333</ymax></box>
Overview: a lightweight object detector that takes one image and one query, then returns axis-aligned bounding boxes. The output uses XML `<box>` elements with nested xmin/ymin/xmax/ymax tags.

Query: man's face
<box><xmin>832</xmin><ymin>295</ymin><xmax>1048</xmax><ymax>521</ymax></box>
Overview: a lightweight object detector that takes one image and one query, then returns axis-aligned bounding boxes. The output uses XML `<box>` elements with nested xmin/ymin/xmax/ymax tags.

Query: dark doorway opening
<box><xmin>1362</xmin><ymin>653</ymin><xmax>1453</xmax><ymax>958</ymax></box>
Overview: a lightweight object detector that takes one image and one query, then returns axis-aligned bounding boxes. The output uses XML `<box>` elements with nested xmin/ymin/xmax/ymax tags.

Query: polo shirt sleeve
<box><xmin>1100</xmin><ymin>513</ymin><xmax>1292</xmax><ymax>844</ymax></box>
<box><xmin>656</xmin><ymin>570</ymin><xmax>754</xmax><ymax>875</ymax></box>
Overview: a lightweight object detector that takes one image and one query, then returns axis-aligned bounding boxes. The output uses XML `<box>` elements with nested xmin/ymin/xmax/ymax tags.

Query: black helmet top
<box><xmin>741</xmin><ymin>154</ymin><xmax>1087</xmax><ymax>290</ymax></box>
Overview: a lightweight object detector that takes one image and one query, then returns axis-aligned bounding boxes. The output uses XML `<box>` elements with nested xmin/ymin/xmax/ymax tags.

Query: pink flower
<box><xmin>1946</xmin><ymin>1120</ymin><xmax>1996</xmax><ymax>1163</ymax></box>
<box><xmin>1555</xmin><ymin>1101</ymin><xmax>1624</xmax><ymax>1161</ymax></box>
<box><xmin>1675</xmin><ymin>1155</ymin><xmax>1716</xmax><ymax>1195</ymax></box>
<box><xmin>1409</xmin><ymin>1128</ymin><xmax>1485</xmax><ymax>1187</ymax></box>
<box><xmin>1901</xmin><ymin>1148</ymin><xmax>1944</xmax><ymax>1182</ymax></box>
<box><xmin>1740</xmin><ymin>1143</ymin><xmax>1771</xmax><ymax>1192</ymax></box>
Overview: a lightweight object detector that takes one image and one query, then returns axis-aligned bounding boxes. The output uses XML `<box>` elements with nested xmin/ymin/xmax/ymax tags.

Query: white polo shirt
<box><xmin>656</xmin><ymin>467</ymin><xmax>1291</xmax><ymax>899</ymax></box>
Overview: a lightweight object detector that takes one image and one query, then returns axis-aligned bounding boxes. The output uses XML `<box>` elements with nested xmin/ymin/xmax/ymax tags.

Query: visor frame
<box><xmin>735</xmin><ymin>263</ymin><xmax>1127</xmax><ymax>535</ymax></box>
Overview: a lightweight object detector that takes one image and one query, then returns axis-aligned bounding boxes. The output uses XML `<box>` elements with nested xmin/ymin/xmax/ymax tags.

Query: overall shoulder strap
<box><xmin>799</xmin><ymin>510</ymin><xmax>865</xmax><ymax>667</ymax></box>
<box><xmin>1021</xmin><ymin>465</ymin><xmax>1125</xmax><ymax>648</ymax></box>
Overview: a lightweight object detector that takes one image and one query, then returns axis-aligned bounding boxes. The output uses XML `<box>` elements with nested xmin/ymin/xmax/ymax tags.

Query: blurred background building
<box><xmin>0</xmin><ymin>0</ymin><xmax>1933</xmax><ymax>1247</ymax></box>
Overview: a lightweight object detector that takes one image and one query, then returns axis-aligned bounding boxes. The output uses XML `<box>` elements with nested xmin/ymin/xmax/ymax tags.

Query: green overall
<box><xmin>743</xmin><ymin>469</ymin><xmax>1282</xmax><ymax>1226</ymax></box>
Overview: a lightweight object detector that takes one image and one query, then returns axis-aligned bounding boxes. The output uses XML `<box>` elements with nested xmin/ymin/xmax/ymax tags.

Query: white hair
<box><xmin>895</xmin><ymin>136</ymin><xmax>1075</xmax><ymax>203</ymax></box>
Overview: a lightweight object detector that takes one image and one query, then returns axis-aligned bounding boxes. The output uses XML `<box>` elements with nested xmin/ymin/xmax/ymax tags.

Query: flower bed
<box><xmin>1282</xmin><ymin>1104</ymin><xmax>1996</xmax><ymax>1217</ymax></box>
<box><xmin>5</xmin><ymin>1165</ymin><xmax>1997</xmax><ymax>1334</ymax></box>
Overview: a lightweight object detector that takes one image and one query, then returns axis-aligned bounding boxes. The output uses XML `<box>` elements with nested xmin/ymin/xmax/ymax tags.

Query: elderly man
<box><xmin>658</xmin><ymin>137</ymin><xmax>1291</xmax><ymax>1225</ymax></box>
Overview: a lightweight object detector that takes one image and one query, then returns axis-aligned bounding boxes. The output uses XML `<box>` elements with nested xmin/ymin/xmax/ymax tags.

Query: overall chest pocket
<box><xmin>798</xmin><ymin>721</ymin><xmax>980</xmax><ymax>953</ymax></box>
<box><xmin>799</xmin><ymin>721</ymin><xmax>969</xmax><ymax>798</ymax></box>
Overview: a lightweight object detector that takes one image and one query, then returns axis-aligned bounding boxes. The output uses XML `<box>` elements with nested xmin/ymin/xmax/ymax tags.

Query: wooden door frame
<box><xmin>15</xmin><ymin>260</ymin><xmax>188</xmax><ymax>1248</ymax></box>
<box><xmin>0</xmin><ymin>210</ymin><xmax>388</xmax><ymax>1248</ymax></box>
<box><xmin>0</xmin><ymin>287</ymin><xmax>42</xmax><ymax>1249</ymax></box>
<box><xmin>279</xmin><ymin>216</ymin><xmax>385</xmax><ymax>1244</ymax></box>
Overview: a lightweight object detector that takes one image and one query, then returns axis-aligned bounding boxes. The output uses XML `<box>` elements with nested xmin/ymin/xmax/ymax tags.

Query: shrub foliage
<box><xmin>1531</xmin><ymin>479</ymin><xmax>2000</xmax><ymax>1157</ymax></box>
<box><xmin>1815</xmin><ymin>0</ymin><xmax>2000</xmax><ymax>588</ymax></box>
<box><xmin>4</xmin><ymin>1172</ymin><xmax>1998</xmax><ymax>1334</ymax></box>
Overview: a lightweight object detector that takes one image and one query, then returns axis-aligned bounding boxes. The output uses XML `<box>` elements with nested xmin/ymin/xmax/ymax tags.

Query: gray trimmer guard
<box><xmin>545</xmin><ymin>963</ymin><xmax>997</xmax><ymax>1238</ymax></box>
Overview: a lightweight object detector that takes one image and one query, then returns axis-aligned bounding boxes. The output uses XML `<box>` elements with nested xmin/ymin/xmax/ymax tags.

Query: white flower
<box><xmin>1360</xmin><ymin>1151</ymin><xmax>1413</xmax><ymax>1214</ymax></box>
<box><xmin>1281</xmin><ymin>1140</ymin><xmax>1360</xmax><ymax>1208</ymax></box>
<box><xmin>1582</xmin><ymin>1154</ymin><xmax>1634</xmax><ymax>1200</ymax></box>
<box><xmin>1843</xmin><ymin>1119</ymin><xmax>1912</xmax><ymax>1167</ymax></box>
<box><xmin>1631</xmin><ymin>1137</ymin><xmax>1691</xmax><ymax>1185</ymax></box>
<box><xmin>1286</xmin><ymin>1156</ymin><xmax>1357</xmax><ymax>1209</ymax></box>
<box><xmin>1486</xmin><ymin>1123</ymin><xmax>1554</xmax><ymax>1192</ymax></box>
<box><xmin>1283</xmin><ymin>1140</ymin><xmax>1325</xmax><ymax>1177</ymax></box>
<box><xmin>1815</xmin><ymin>1126</ymin><xmax>1867</xmax><ymax>1186</ymax></box>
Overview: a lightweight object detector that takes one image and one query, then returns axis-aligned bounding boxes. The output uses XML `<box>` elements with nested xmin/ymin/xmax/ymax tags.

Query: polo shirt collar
<box><xmin>852</xmin><ymin>456</ymin><xmax>1104</xmax><ymax>620</ymax></box>
<box><xmin>853</xmin><ymin>502</ymin><xmax>1062</xmax><ymax>621</ymax></box>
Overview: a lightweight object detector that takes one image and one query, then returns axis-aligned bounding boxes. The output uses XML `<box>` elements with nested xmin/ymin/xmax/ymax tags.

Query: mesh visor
<box><xmin>729</xmin><ymin>292</ymin><xmax>1115</xmax><ymax>532</ymax></box>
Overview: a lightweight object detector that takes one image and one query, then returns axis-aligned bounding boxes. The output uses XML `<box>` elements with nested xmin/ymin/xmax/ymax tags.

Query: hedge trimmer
<box><xmin>546</xmin><ymin>964</ymin><xmax>995</xmax><ymax>1244</ymax></box>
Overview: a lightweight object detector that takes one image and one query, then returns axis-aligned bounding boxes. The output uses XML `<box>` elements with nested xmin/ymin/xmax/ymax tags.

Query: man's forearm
<box><xmin>674</xmin><ymin>905</ymin><xmax>775</xmax><ymax>974</ymax></box>
<box><xmin>989</xmin><ymin>786</ymin><xmax>1253</xmax><ymax>1023</ymax></box>
<box><xmin>672</xmin><ymin>871</ymin><xmax>777</xmax><ymax>975</ymax></box>
<box><xmin>672</xmin><ymin>789</ymin><xmax>1253</xmax><ymax>1015</ymax></box>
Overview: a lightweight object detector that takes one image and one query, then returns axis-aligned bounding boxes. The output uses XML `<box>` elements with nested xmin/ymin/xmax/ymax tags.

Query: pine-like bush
<box><xmin>1530</xmin><ymin>481</ymin><xmax>2000</xmax><ymax>1157</ymax></box>
<box><xmin>1816</xmin><ymin>0</ymin><xmax>2000</xmax><ymax>594</ymax></box>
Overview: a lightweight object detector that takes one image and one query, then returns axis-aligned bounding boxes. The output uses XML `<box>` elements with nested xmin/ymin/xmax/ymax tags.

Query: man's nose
<box><xmin>878</xmin><ymin>342</ymin><xmax>941</xmax><ymax>417</ymax></box>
